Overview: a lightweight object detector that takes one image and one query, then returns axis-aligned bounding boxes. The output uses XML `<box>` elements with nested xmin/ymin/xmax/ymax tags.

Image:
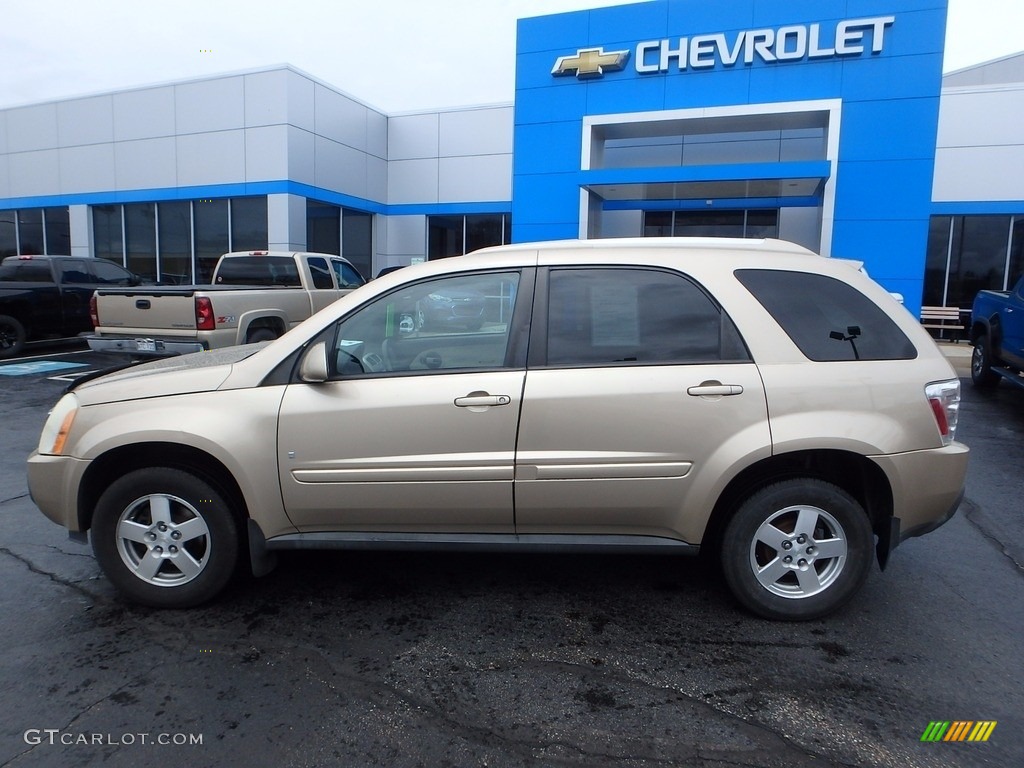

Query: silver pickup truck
<box><xmin>87</xmin><ymin>251</ymin><xmax>365</xmax><ymax>356</ymax></box>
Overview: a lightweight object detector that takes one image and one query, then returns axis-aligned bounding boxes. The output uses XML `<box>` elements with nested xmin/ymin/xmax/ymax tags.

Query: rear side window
<box><xmin>736</xmin><ymin>269</ymin><xmax>916</xmax><ymax>361</ymax></box>
<box><xmin>59</xmin><ymin>260</ymin><xmax>91</xmax><ymax>284</ymax></box>
<box><xmin>544</xmin><ymin>268</ymin><xmax>749</xmax><ymax>366</ymax></box>
<box><xmin>215</xmin><ymin>257</ymin><xmax>300</xmax><ymax>286</ymax></box>
<box><xmin>307</xmin><ymin>257</ymin><xmax>335</xmax><ymax>289</ymax></box>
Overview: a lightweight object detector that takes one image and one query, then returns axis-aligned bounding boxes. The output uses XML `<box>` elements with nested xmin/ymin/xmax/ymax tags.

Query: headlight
<box><xmin>38</xmin><ymin>393</ymin><xmax>79</xmax><ymax>456</ymax></box>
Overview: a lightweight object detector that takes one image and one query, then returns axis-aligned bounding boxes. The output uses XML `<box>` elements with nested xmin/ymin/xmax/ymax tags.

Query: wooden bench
<box><xmin>920</xmin><ymin>306</ymin><xmax>964</xmax><ymax>341</ymax></box>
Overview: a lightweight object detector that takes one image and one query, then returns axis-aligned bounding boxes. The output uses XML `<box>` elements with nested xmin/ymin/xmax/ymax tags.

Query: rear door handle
<box><xmin>454</xmin><ymin>393</ymin><xmax>512</xmax><ymax>408</ymax></box>
<box><xmin>687</xmin><ymin>383</ymin><xmax>744</xmax><ymax>397</ymax></box>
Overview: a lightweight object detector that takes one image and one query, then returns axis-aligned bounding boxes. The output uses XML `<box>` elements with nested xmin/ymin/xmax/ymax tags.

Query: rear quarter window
<box><xmin>735</xmin><ymin>269</ymin><xmax>916</xmax><ymax>361</ymax></box>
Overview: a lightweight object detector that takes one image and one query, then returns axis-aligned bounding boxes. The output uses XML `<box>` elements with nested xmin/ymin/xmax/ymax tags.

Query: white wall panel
<box><xmin>8</xmin><ymin>150</ymin><xmax>59</xmax><ymax>197</ymax></box>
<box><xmin>113</xmin><ymin>87</ymin><xmax>176</xmax><ymax>141</ymax></box>
<box><xmin>388</xmin><ymin>113</ymin><xmax>438</xmax><ymax>160</ymax></box>
<box><xmin>0</xmin><ymin>114</ymin><xmax>7</xmax><ymax>154</ymax></box>
<box><xmin>778</xmin><ymin>207</ymin><xmax>822</xmax><ymax>252</ymax></box>
<box><xmin>57</xmin><ymin>96</ymin><xmax>114</xmax><ymax>147</ymax></box>
<box><xmin>285</xmin><ymin>70</ymin><xmax>316</xmax><ymax>132</ymax></box>
<box><xmin>367</xmin><ymin>109</ymin><xmax>387</xmax><ymax>159</ymax></box>
<box><xmin>114</xmin><ymin>138</ymin><xmax>177</xmax><ymax>190</ymax></box>
<box><xmin>287</xmin><ymin>126</ymin><xmax>315</xmax><ymax>186</ymax></box>
<box><xmin>244</xmin><ymin>70</ymin><xmax>289</xmax><ymax>128</ymax></box>
<box><xmin>314</xmin><ymin>85</ymin><xmax>367</xmax><ymax>151</ymax></box>
<box><xmin>0</xmin><ymin>156</ymin><xmax>9</xmax><ymax>198</ymax></box>
<box><xmin>6</xmin><ymin>104</ymin><xmax>58</xmax><ymax>152</ymax></box>
<box><xmin>438</xmin><ymin>154</ymin><xmax>512</xmax><ymax>201</ymax></box>
<box><xmin>933</xmin><ymin>145</ymin><xmax>1024</xmax><ymax>201</ymax></box>
<box><xmin>268</xmin><ymin>193</ymin><xmax>306</xmax><ymax>251</ymax></box>
<box><xmin>245</xmin><ymin>125</ymin><xmax>289</xmax><ymax>180</ymax></box>
<box><xmin>439</xmin><ymin>107</ymin><xmax>514</xmax><ymax>157</ymax></box>
<box><xmin>175</xmin><ymin>77</ymin><xmax>245</xmax><ymax>135</ymax></box>
<box><xmin>59</xmin><ymin>144</ymin><xmax>116</xmax><ymax>194</ymax></box>
<box><xmin>315</xmin><ymin>136</ymin><xmax>367</xmax><ymax>196</ymax></box>
<box><xmin>385</xmin><ymin>215</ymin><xmax>427</xmax><ymax>258</ymax></box>
<box><xmin>937</xmin><ymin>87</ymin><xmax>1024</xmax><ymax>149</ymax></box>
<box><xmin>69</xmin><ymin>205</ymin><xmax>90</xmax><ymax>258</ymax></box>
<box><xmin>388</xmin><ymin>159</ymin><xmax>438</xmax><ymax>204</ymax></box>
<box><xmin>367</xmin><ymin>155</ymin><xmax>387</xmax><ymax>203</ymax></box>
<box><xmin>176</xmin><ymin>131</ymin><xmax>246</xmax><ymax>186</ymax></box>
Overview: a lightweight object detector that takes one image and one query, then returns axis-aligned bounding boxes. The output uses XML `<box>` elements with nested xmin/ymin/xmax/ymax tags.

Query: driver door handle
<box><xmin>454</xmin><ymin>394</ymin><xmax>512</xmax><ymax>407</ymax></box>
<box><xmin>687</xmin><ymin>383</ymin><xmax>744</xmax><ymax>397</ymax></box>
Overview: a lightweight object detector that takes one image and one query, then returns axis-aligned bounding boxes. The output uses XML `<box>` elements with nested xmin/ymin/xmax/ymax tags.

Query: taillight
<box><xmin>89</xmin><ymin>294</ymin><xmax>99</xmax><ymax>328</ymax></box>
<box><xmin>925</xmin><ymin>380</ymin><xmax>960</xmax><ymax>446</ymax></box>
<box><xmin>195</xmin><ymin>296</ymin><xmax>216</xmax><ymax>331</ymax></box>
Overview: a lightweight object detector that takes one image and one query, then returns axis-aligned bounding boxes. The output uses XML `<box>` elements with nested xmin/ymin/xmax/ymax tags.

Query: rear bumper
<box><xmin>870</xmin><ymin>441</ymin><xmax>969</xmax><ymax>546</ymax></box>
<box><xmin>86</xmin><ymin>335</ymin><xmax>205</xmax><ymax>356</ymax></box>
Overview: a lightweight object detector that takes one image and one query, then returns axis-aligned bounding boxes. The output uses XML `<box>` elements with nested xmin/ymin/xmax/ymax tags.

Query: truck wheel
<box><xmin>91</xmin><ymin>468</ymin><xmax>240</xmax><ymax>608</ymax></box>
<box><xmin>721</xmin><ymin>479</ymin><xmax>873</xmax><ymax>621</ymax></box>
<box><xmin>246</xmin><ymin>327</ymin><xmax>278</xmax><ymax>344</ymax></box>
<box><xmin>971</xmin><ymin>337</ymin><xmax>1000</xmax><ymax>388</ymax></box>
<box><xmin>0</xmin><ymin>315</ymin><xmax>27</xmax><ymax>359</ymax></box>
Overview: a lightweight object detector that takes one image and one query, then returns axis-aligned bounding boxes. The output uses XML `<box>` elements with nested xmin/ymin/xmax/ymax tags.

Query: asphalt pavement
<box><xmin>0</xmin><ymin>341</ymin><xmax>1020</xmax><ymax>768</ymax></box>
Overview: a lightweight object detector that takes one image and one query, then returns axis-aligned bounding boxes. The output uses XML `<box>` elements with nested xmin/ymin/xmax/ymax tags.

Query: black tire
<box><xmin>91</xmin><ymin>468</ymin><xmax>240</xmax><ymax>608</ymax></box>
<box><xmin>246</xmin><ymin>327</ymin><xmax>278</xmax><ymax>344</ymax></box>
<box><xmin>971</xmin><ymin>337</ymin><xmax>1001</xmax><ymax>388</ymax></box>
<box><xmin>721</xmin><ymin>479</ymin><xmax>874</xmax><ymax>621</ymax></box>
<box><xmin>0</xmin><ymin>315</ymin><xmax>27</xmax><ymax>359</ymax></box>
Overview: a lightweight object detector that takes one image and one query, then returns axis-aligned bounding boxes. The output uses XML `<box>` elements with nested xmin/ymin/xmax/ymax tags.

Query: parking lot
<box><xmin>0</xmin><ymin>341</ymin><xmax>1021</xmax><ymax>768</ymax></box>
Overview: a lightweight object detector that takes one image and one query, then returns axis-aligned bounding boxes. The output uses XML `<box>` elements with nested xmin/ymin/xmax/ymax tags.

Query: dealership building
<box><xmin>1</xmin><ymin>0</ymin><xmax>1022</xmax><ymax>316</ymax></box>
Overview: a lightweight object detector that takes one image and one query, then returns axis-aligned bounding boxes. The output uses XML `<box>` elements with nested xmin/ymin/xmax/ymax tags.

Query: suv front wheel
<box><xmin>721</xmin><ymin>479</ymin><xmax>874</xmax><ymax>620</ymax></box>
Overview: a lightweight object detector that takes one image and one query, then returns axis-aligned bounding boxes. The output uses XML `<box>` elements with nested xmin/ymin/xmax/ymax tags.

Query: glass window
<box><xmin>0</xmin><ymin>261</ymin><xmax>51</xmax><ymax>282</ymax></box>
<box><xmin>644</xmin><ymin>211</ymin><xmax>673</xmax><ymax>237</ymax></box>
<box><xmin>545</xmin><ymin>268</ymin><xmax>747</xmax><ymax>366</ymax></box>
<box><xmin>342</xmin><ymin>209</ymin><xmax>372</xmax><ymax>278</ymax></box>
<box><xmin>923</xmin><ymin>216</ymin><xmax>952</xmax><ymax>307</ymax></box>
<box><xmin>307</xmin><ymin>257</ymin><xmax>334</xmax><ymax>289</ymax></box>
<box><xmin>44</xmin><ymin>207</ymin><xmax>70</xmax><ymax>254</ymax></box>
<box><xmin>307</xmin><ymin>201</ymin><xmax>340</xmax><ymax>256</ymax></box>
<box><xmin>428</xmin><ymin>216</ymin><xmax>464</xmax><ymax>259</ymax></box>
<box><xmin>675</xmin><ymin>210</ymin><xmax>745</xmax><ymax>238</ymax></box>
<box><xmin>0</xmin><ymin>211</ymin><xmax>16</xmax><ymax>257</ymax></box>
<box><xmin>465</xmin><ymin>214</ymin><xmax>503</xmax><ymax>254</ymax></box>
<box><xmin>92</xmin><ymin>205</ymin><xmax>123</xmax><ymax>264</ymax></box>
<box><xmin>124</xmin><ymin>203</ymin><xmax>157</xmax><ymax>282</ymax></box>
<box><xmin>329</xmin><ymin>272</ymin><xmax>521</xmax><ymax>377</ymax></box>
<box><xmin>745</xmin><ymin>209</ymin><xmax>779</xmax><ymax>239</ymax></box>
<box><xmin>332</xmin><ymin>259</ymin><xmax>365</xmax><ymax>288</ymax></box>
<box><xmin>736</xmin><ymin>269</ymin><xmax>916</xmax><ymax>361</ymax></box>
<box><xmin>158</xmin><ymin>201</ymin><xmax>192</xmax><ymax>285</ymax></box>
<box><xmin>947</xmin><ymin>216</ymin><xmax>1011</xmax><ymax>308</ymax></box>
<box><xmin>215</xmin><ymin>256</ymin><xmax>300</xmax><ymax>286</ymax></box>
<box><xmin>194</xmin><ymin>199</ymin><xmax>228</xmax><ymax>283</ymax></box>
<box><xmin>58</xmin><ymin>259</ymin><xmax>91</xmax><ymax>284</ymax></box>
<box><xmin>231</xmin><ymin>197</ymin><xmax>268</xmax><ymax>252</ymax></box>
<box><xmin>89</xmin><ymin>259</ymin><xmax>134</xmax><ymax>285</ymax></box>
<box><xmin>17</xmin><ymin>209</ymin><xmax>44</xmax><ymax>254</ymax></box>
<box><xmin>1009</xmin><ymin>217</ymin><xmax>1024</xmax><ymax>290</ymax></box>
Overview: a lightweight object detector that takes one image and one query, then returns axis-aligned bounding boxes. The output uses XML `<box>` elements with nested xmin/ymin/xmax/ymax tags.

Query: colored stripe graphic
<box><xmin>920</xmin><ymin>721</ymin><xmax>996</xmax><ymax>742</ymax></box>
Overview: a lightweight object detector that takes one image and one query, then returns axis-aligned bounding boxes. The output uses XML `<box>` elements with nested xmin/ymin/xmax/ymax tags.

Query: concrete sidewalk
<box><xmin>937</xmin><ymin>340</ymin><xmax>971</xmax><ymax>376</ymax></box>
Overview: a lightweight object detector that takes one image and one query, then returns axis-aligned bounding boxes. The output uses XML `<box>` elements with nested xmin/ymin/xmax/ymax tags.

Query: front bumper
<box><xmin>27</xmin><ymin>451</ymin><xmax>91</xmax><ymax>531</ymax></box>
<box><xmin>86</xmin><ymin>335</ymin><xmax>205</xmax><ymax>357</ymax></box>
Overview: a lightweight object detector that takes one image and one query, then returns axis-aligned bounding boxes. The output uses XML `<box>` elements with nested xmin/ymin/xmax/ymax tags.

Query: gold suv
<box><xmin>28</xmin><ymin>239</ymin><xmax>968</xmax><ymax>619</ymax></box>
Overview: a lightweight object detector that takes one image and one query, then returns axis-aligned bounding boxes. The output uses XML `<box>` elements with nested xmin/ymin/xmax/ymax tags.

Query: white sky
<box><xmin>1</xmin><ymin>0</ymin><xmax>1021</xmax><ymax>113</ymax></box>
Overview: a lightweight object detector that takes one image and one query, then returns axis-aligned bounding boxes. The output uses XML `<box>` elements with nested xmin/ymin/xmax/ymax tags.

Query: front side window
<box><xmin>327</xmin><ymin>272</ymin><xmax>521</xmax><ymax>377</ymax></box>
<box><xmin>544</xmin><ymin>268</ymin><xmax>748</xmax><ymax>366</ymax></box>
<box><xmin>332</xmin><ymin>259</ymin><xmax>365</xmax><ymax>288</ymax></box>
<box><xmin>736</xmin><ymin>269</ymin><xmax>916</xmax><ymax>361</ymax></box>
<box><xmin>90</xmin><ymin>260</ymin><xmax>134</xmax><ymax>285</ymax></box>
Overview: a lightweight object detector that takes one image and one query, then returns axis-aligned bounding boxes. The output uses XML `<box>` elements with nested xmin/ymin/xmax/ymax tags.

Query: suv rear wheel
<box><xmin>91</xmin><ymin>468</ymin><xmax>239</xmax><ymax>608</ymax></box>
<box><xmin>721</xmin><ymin>479</ymin><xmax>873</xmax><ymax>620</ymax></box>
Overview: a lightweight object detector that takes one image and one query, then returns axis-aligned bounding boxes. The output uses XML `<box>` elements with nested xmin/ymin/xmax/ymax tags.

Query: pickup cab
<box><xmin>970</xmin><ymin>273</ymin><xmax>1024</xmax><ymax>389</ymax></box>
<box><xmin>0</xmin><ymin>254</ymin><xmax>142</xmax><ymax>359</ymax></box>
<box><xmin>88</xmin><ymin>251</ymin><xmax>365</xmax><ymax>356</ymax></box>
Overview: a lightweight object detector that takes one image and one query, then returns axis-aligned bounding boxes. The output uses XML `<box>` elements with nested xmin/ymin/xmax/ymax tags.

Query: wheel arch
<box><xmin>77</xmin><ymin>442</ymin><xmax>251</xmax><ymax>535</ymax></box>
<box><xmin>239</xmin><ymin>311</ymin><xmax>287</xmax><ymax>343</ymax></box>
<box><xmin>703</xmin><ymin>449</ymin><xmax>894</xmax><ymax>565</ymax></box>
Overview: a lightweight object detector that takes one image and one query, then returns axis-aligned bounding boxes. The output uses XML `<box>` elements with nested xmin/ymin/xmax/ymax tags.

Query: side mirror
<box><xmin>298</xmin><ymin>341</ymin><xmax>329</xmax><ymax>383</ymax></box>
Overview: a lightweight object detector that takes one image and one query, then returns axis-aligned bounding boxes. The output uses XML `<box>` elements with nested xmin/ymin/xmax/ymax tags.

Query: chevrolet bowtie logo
<box><xmin>551</xmin><ymin>47</ymin><xmax>631</xmax><ymax>79</ymax></box>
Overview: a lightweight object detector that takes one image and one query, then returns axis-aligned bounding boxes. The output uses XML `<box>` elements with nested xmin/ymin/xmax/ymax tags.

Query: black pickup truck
<box><xmin>970</xmin><ymin>273</ymin><xmax>1024</xmax><ymax>390</ymax></box>
<box><xmin>0</xmin><ymin>255</ymin><xmax>142</xmax><ymax>359</ymax></box>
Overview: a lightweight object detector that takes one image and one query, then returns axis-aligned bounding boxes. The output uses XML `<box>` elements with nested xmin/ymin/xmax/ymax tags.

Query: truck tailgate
<box><xmin>94</xmin><ymin>288</ymin><xmax>197</xmax><ymax>332</ymax></box>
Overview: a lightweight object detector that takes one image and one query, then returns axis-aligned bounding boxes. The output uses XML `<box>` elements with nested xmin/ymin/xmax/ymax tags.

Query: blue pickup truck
<box><xmin>970</xmin><ymin>274</ymin><xmax>1024</xmax><ymax>390</ymax></box>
